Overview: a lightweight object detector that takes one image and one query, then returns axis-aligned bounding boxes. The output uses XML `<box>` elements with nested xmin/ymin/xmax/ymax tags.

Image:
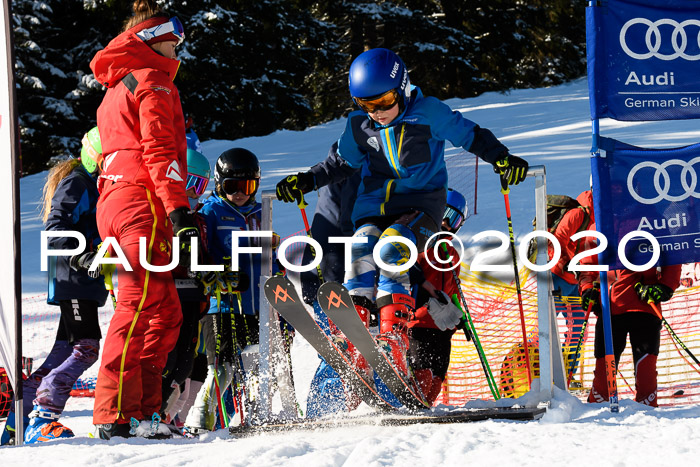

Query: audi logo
<box><xmin>619</xmin><ymin>18</ymin><xmax>700</xmax><ymax>61</ymax></box>
<box><xmin>627</xmin><ymin>157</ymin><xmax>700</xmax><ymax>204</ymax></box>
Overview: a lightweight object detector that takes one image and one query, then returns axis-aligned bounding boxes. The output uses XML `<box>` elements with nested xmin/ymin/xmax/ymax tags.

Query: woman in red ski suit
<box><xmin>89</xmin><ymin>3</ymin><xmax>197</xmax><ymax>437</ymax></box>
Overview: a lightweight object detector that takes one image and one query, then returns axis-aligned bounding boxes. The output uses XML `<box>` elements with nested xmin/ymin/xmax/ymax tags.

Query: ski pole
<box><xmin>567</xmin><ymin>302</ymin><xmax>593</xmax><ymax>387</ymax></box>
<box><xmin>212</xmin><ymin>314</ymin><xmax>228</xmax><ymax>428</ymax></box>
<box><xmin>295</xmin><ymin>188</ymin><xmax>324</xmax><ymax>284</ymax></box>
<box><xmin>439</xmin><ymin>242</ymin><xmax>500</xmax><ymax>400</ymax></box>
<box><xmin>498</xmin><ymin>175</ymin><xmax>533</xmax><ymax>389</ymax></box>
<box><xmin>649</xmin><ymin>302</ymin><xmax>700</xmax><ymax>369</ymax></box>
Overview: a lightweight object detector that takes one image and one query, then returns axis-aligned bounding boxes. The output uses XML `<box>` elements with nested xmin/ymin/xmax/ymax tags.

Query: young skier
<box><xmin>276</xmin><ymin>47</ymin><xmax>528</xmax><ymax>380</ymax></box>
<box><xmin>90</xmin><ymin>0</ymin><xmax>197</xmax><ymax>439</ymax></box>
<box><xmin>185</xmin><ymin>148</ymin><xmax>265</xmax><ymax>431</ymax></box>
<box><xmin>1</xmin><ymin>128</ymin><xmax>107</xmax><ymax>444</ymax></box>
<box><xmin>407</xmin><ymin>188</ymin><xmax>468</xmax><ymax>405</ymax></box>
<box><xmin>577</xmin><ymin>202</ymin><xmax>682</xmax><ymax>406</ymax></box>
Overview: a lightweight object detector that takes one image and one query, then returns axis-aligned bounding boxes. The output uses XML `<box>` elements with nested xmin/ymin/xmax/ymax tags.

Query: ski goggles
<box><xmin>443</xmin><ymin>204</ymin><xmax>465</xmax><ymax>232</ymax></box>
<box><xmin>186</xmin><ymin>173</ymin><xmax>210</xmax><ymax>197</ymax></box>
<box><xmin>136</xmin><ymin>17</ymin><xmax>185</xmax><ymax>46</ymax></box>
<box><xmin>221</xmin><ymin>178</ymin><xmax>259</xmax><ymax>196</ymax></box>
<box><xmin>353</xmin><ymin>89</ymin><xmax>399</xmax><ymax>113</ymax></box>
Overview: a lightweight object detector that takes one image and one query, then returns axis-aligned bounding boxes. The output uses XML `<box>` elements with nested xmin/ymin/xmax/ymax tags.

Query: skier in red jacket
<box><xmin>407</xmin><ymin>189</ymin><xmax>467</xmax><ymax>404</ymax></box>
<box><xmin>578</xmin><ymin>215</ymin><xmax>681</xmax><ymax>406</ymax></box>
<box><xmin>89</xmin><ymin>0</ymin><xmax>198</xmax><ymax>439</ymax></box>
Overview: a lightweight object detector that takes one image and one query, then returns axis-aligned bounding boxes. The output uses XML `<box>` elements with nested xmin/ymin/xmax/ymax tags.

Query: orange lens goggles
<box><xmin>222</xmin><ymin>178</ymin><xmax>259</xmax><ymax>196</ymax></box>
<box><xmin>354</xmin><ymin>89</ymin><xmax>399</xmax><ymax>113</ymax></box>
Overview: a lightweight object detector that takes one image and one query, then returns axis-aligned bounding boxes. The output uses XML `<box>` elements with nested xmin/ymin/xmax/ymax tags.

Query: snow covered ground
<box><xmin>5</xmin><ymin>78</ymin><xmax>700</xmax><ymax>465</ymax></box>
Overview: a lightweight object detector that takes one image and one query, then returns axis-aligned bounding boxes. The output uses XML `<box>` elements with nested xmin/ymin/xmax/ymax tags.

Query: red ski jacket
<box><xmin>549</xmin><ymin>190</ymin><xmax>596</xmax><ymax>285</ymax></box>
<box><xmin>90</xmin><ymin>27</ymin><xmax>189</xmax><ymax>214</ymax></box>
<box><xmin>577</xmin><ymin>227</ymin><xmax>681</xmax><ymax>317</ymax></box>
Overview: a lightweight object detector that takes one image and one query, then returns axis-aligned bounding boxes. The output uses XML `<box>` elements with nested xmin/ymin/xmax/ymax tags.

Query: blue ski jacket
<box><xmin>198</xmin><ymin>193</ymin><xmax>264</xmax><ymax>316</ymax></box>
<box><xmin>46</xmin><ymin>164</ymin><xmax>107</xmax><ymax>305</ymax></box>
<box><xmin>309</xmin><ymin>86</ymin><xmax>508</xmax><ymax>226</ymax></box>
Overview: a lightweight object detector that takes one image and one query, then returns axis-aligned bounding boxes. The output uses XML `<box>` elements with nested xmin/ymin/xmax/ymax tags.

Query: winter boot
<box><xmin>24</xmin><ymin>405</ymin><xmax>74</xmax><ymax>443</ymax></box>
<box><xmin>376</xmin><ymin>294</ymin><xmax>415</xmax><ymax>378</ymax></box>
<box><xmin>634</xmin><ymin>354</ymin><xmax>658</xmax><ymax>407</ymax></box>
<box><xmin>0</xmin><ymin>410</ymin><xmax>29</xmax><ymax>446</ymax></box>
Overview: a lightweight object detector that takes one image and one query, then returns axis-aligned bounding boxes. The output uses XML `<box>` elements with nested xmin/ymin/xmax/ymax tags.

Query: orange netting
<box><xmin>437</xmin><ymin>263</ymin><xmax>700</xmax><ymax>407</ymax></box>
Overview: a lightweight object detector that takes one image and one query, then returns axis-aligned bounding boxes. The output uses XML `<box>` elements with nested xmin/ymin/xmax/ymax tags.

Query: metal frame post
<box><xmin>256</xmin><ymin>190</ymin><xmax>275</xmax><ymax>421</ymax></box>
<box><xmin>527</xmin><ymin>165</ymin><xmax>567</xmax><ymax>401</ymax></box>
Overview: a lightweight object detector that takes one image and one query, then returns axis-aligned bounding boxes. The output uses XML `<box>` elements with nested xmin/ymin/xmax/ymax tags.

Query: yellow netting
<box><xmin>437</xmin><ymin>264</ymin><xmax>700</xmax><ymax>407</ymax></box>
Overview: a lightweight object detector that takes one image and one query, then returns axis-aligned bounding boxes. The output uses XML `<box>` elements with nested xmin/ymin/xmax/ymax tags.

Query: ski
<box><xmin>263</xmin><ymin>276</ymin><xmax>396</xmax><ymax>411</ymax></box>
<box><xmin>317</xmin><ymin>282</ymin><xmax>430</xmax><ymax>411</ymax></box>
<box><xmin>230</xmin><ymin>406</ymin><xmax>546</xmax><ymax>436</ymax></box>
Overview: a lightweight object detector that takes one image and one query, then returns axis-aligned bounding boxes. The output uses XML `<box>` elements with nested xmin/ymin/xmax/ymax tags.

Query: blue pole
<box><xmin>591</xmin><ymin>118</ymin><xmax>619</xmax><ymax>413</ymax></box>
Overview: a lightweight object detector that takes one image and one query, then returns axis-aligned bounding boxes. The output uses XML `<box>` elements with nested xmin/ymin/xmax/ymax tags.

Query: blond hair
<box><xmin>40</xmin><ymin>159</ymin><xmax>81</xmax><ymax>223</ymax></box>
<box><xmin>122</xmin><ymin>0</ymin><xmax>166</xmax><ymax>32</ymax></box>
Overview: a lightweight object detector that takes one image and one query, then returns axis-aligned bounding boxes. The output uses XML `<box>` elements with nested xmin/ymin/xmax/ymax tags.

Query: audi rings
<box><xmin>627</xmin><ymin>157</ymin><xmax>700</xmax><ymax>204</ymax></box>
<box><xmin>620</xmin><ymin>18</ymin><xmax>700</xmax><ymax>61</ymax></box>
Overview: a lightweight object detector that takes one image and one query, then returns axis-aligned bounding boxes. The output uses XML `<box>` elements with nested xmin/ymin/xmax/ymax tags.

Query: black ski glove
<box><xmin>276</xmin><ymin>172</ymin><xmax>315</xmax><ymax>205</ymax></box>
<box><xmin>69</xmin><ymin>251</ymin><xmax>102</xmax><ymax>279</ymax></box>
<box><xmin>493</xmin><ymin>154</ymin><xmax>529</xmax><ymax>187</ymax></box>
<box><xmin>169</xmin><ymin>207</ymin><xmax>200</xmax><ymax>269</ymax></box>
<box><xmin>635</xmin><ymin>283</ymin><xmax>674</xmax><ymax>304</ymax></box>
<box><xmin>581</xmin><ymin>286</ymin><xmax>602</xmax><ymax>316</ymax></box>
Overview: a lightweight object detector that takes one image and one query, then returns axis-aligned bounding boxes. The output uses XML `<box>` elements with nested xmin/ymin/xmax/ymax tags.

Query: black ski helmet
<box><xmin>215</xmin><ymin>148</ymin><xmax>261</xmax><ymax>197</ymax></box>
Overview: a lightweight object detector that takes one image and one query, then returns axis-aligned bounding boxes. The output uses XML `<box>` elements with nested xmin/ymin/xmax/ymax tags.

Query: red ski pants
<box><xmin>93</xmin><ymin>184</ymin><xmax>182</xmax><ymax>424</ymax></box>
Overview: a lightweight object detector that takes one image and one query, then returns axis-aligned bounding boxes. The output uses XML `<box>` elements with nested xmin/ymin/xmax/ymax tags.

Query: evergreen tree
<box><xmin>173</xmin><ymin>0</ymin><xmax>336</xmax><ymax>141</ymax></box>
<box><xmin>12</xmin><ymin>0</ymin><xmax>587</xmax><ymax>175</ymax></box>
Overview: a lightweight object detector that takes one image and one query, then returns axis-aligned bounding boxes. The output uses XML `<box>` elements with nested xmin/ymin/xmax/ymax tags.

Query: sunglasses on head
<box><xmin>136</xmin><ymin>17</ymin><xmax>185</xmax><ymax>46</ymax></box>
<box><xmin>222</xmin><ymin>178</ymin><xmax>259</xmax><ymax>196</ymax></box>
<box><xmin>186</xmin><ymin>173</ymin><xmax>209</xmax><ymax>197</ymax></box>
<box><xmin>354</xmin><ymin>89</ymin><xmax>399</xmax><ymax>114</ymax></box>
<box><xmin>443</xmin><ymin>204</ymin><xmax>465</xmax><ymax>232</ymax></box>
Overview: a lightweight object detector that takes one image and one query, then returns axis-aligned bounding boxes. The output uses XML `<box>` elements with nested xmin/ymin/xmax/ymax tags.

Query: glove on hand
<box><xmin>197</xmin><ymin>271</ymin><xmax>226</xmax><ymax>296</ymax></box>
<box><xmin>427</xmin><ymin>291</ymin><xmax>463</xmax><ymax>331</ymax></box>
<box><xmin>69</xmin><ymin>252</ymin><xmax>102</xmax><ymax>279</ymax></box>
<box><xmin>493</xmin><ymin>154</ymin><xmax>529</xmax><ymax>186</ymax></box>
<box><xmin>581</xmin><ymin>286</ymin><xmax>602</xmax><ymax>316</ymax></box>
<box><xmin>222</xmin><ymin>270</ymin><xmax>250</xmax><ymax>293</ymax></box>
<box><xmin>275</xmin><ymin>172</ymin><xmax>315</xmax><ymax>204</ymax></box>
<box><xmin>169</xmin><ymin>207</ymin><xmax>200</xmax><ymax>269</ymax></box>
<box><xmin>635</xmin><ymin>282</ymin><xmax>674</xmax><ymax>304</ymax></box>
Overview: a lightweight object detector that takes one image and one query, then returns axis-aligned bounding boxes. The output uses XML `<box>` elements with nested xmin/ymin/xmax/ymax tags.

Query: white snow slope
<box><xmin>5</xmin><ymin>79</ymin><xmax>700</xmax><ymax>466</ymax></box>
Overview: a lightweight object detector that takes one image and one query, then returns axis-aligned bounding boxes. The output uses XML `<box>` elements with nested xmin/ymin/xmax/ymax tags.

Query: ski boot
<box><xmin>375</xmin><ymin>294</ymin><xmax>414</xmax><ymax>379</ymax></box>
<box><xmin>129</xmin><ymin>412</ymin><xmax>174</xmax><ymax>439</ymax></box>
<box><xmin>1</xmin><ymin>410</ymin><xmax>29</xmax><ymax>445</ymax></box>
<box><xmin>414</xmin><ymin>369</ymin><xmax>444</xmax><ymax>405</ymax></box>
<box><xmin>24</xmin><ymin>405</ymin><xmax>74</xmax><ymax>443</ymax></box>
<box><xmin>94</xmin><ymin>422</ymin><xmax>133</xmax><ymax>440</ymax></box>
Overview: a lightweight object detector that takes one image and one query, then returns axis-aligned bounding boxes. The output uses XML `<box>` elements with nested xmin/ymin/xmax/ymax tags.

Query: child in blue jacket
<box><xmin>276</xmin><ymin>48</ymin><xmax>528</xmax><ymax>380</ymax></box>
<box><xmin>185</xmin><ymin>148</ymin><xmax>267</xmax><ymax>431</ymax></box>
<box><xmin>2</xmin><ymin>128</ymin><xmax>107</xmax><ymax>444</ymax></box>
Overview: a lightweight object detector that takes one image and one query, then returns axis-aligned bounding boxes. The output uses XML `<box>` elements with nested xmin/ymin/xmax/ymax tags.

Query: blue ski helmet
<box><xmin>348</xmin><ymin>48</ymin><xmax>411</xmax><ymax>108</ymax></box>
<box><xmin>443</xmin><ymin>188</ymin><xmax>467</xmax><ymax>233</ymax></box>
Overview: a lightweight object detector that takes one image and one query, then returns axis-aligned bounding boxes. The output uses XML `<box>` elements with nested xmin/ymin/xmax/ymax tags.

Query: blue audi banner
<box><xmin>592</xmin><ymin>137</ymin><xmax>700</xmax><ymax>270</ymax></box>
<box><xmin>587</xmin><ymin>0</ymin><xmax>700</xmax><ymax>121</ymax></box>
